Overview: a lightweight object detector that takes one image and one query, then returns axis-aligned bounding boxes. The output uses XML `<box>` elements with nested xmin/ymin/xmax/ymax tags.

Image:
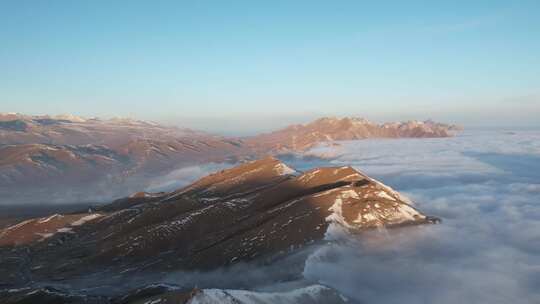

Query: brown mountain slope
<box><xmin>0</xmin><ymin>113</ymin><xmax>194</xmax><ymax>147</ymax></box>
<box><xmin>0</xmin><ymin>114</ymin><xmax>248</xmax><ymax>203</ymax></box>
<box><xmin>0</xmin><ymin>157</ymin><xmax>438</xmax><ymax>289</ymax></box>
<box><xmin>246</xmin><ymin>117</ymin><xmax>461</xmax><ymax>152</ymax></box>
<box><xmin>0</xmin><ymin>113</ymin><xmax>459</xmax><ymax>204</ymax></box>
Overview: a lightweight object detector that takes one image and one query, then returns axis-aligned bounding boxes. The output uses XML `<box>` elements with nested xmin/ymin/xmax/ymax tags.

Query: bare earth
<box><xmin>0</xmin><ymin>113</ymin><xmax>460</xmax><ymax>204</ymax></box>
<box><xmin>0</xmin><ymin>156</ymin><xmax>438</xmax><ymax>303</ymax></box>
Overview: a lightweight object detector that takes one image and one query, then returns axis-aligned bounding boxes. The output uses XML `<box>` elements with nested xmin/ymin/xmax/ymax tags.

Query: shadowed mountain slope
<box><xmin>0</xmin><ymin>157</ymin><xmax>438</xmax><ymax>302</ymax></box>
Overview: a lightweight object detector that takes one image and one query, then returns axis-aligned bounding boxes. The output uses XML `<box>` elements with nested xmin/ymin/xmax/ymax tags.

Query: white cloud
<box><xmin>145</xmin><ymin>162</ymin><xmax>234</xmax><ymax>193</ymax></box>
<box><xmin>6</xmin><ymin>130</ymin><xmax>540</xmax><ymax>303</ymax></box>
<box><xmin>282</xmin><ymin>129</ymin><xmax>540</xmax><ymax>303</ymax></box>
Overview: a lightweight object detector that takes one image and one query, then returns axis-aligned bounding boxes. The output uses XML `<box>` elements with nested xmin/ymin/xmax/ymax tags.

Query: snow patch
<box><xmin>340</xmin><ymin>189</ymin><xmax>359</xmax><ymax>199</ymax></box>
<box><xmin>188</xmin><ymin>285</ymin><xmax>344</xmax><ymax>304</ymax></box>
<box><xmin>376</xmin><ymin>191</ymin><xmax>396</xmax><ymax>201</ymax></box>
<box><xmin>394</xmin><ymin>204</ymin><xmax>423</xmax><ymax>222</ymax></box>
<box><xmin>38</xmin><ymin>214</ymin><xmax>63</xmax><ymax>223</ymax></box>
<box><xmin>325</xmin><ymin>196</ymin><xmax>354</xmax><ymax>240</ymax></box>
<box><xmin>71</xmin><ymin>213</ymin><xmax>103</xmax><ymax>226</ymax></box>
<box><xmin>35</xmin><ymin>232</ymin><xmax>54</xmax><ymax>240</ymax></box>
<box><xmin>274</xmin><ymin>163</ymin><xmax>297</xmax><ymax>175</ymax></box>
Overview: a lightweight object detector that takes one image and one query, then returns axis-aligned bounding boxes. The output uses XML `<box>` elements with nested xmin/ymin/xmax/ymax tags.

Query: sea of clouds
<box><xmin>131</xmin><ymin>130</ymin><xmax>540</xmax><ymax>304</ymax></box>
<box><xmin>4</xmin><ymin>130</ymin><xmax>540</xmax><ymax>304</ymax></box>
<box><xmin>283</xmin><ymin>130</ymin><xmax>540</xmax><ymax>304</ymax></box>
<box><xmin>131</xmin><ymin>130</ymin><xmax>540</xmax><ymax>303</ymax></box>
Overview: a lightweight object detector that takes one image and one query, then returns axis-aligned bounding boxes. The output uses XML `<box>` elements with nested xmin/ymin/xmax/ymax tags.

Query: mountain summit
<box><xmin>0</xmin><ymin>157</ymin><xmax>438</xmax><ymax>302</ymax></box>
<box><xmin>247</xmin><ymin>116</ymin><xmax>461</xmax><ymax>152</ymax></box>
<box><xmin>0</xmin><ymin>114</ymin><xmax>459</xmax><ymax>205</ymax></box>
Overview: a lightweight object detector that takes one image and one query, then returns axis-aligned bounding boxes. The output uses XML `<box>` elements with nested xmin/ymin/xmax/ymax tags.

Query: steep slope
<box><xmin>246</xmin><ymin>117</ymin><xmax>461</xmax><ymax>152</ymax></box>
<box><xmin>0</xmin><ymin>113</ymin><xmax>192</xmax><ymax>146</ymax></box>
<box><xmin>0</xmin><ymin>213</ymin><xmax>103</xmax><ymax>246</ymax></box>
<box><xmin>0</xmin><ymin>113</ymin><xmax>460</xmax><ymax>204</ymax></box>
<box><xmin>0</xmin><ymin>157</ymin><xmax>438</xmax><ymax>291</ymax></box>
<box><xmin>0</xmin><ymin>114</ymin><xmax>248</xmax><ymax>203</ymax></box>
<box><xmin>0</xmin><ymin>144</ymin><xmax>129</xmax><ymax>186</ymax></box>
<box><xmin>129</xmin><ymin>285</ymin><xmax>347</xmax><ymax>304</ymax></box>
<box><xmin>0</xmin><ymin>139</ymin><xmax>245</xmax><ymax>186</ymax></box>
<box><xmin>0</xmin><ymin>284</ymin><xmax>347</xmax><ymax>304</ymax></box>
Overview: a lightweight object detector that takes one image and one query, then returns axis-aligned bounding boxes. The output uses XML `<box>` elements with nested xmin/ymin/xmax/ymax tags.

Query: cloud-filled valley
<box><xmin>283</xmin><ymin>130</ymin><xmax>540</xmax><ymax>303</ymax></box>
<box><xmin>1</xmin><ymin>129</ymin><xmax>539</xmax><ymax>304</ymax></box>
<box><xmin>2</xmin><ymin>1</ymin><xmax>539</xmax><ymax>301</ymax></box>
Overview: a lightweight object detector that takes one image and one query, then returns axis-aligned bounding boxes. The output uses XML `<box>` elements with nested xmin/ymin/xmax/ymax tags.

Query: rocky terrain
<box><xmin>0</xmin><ymin>113</ymin><xmax>247</xmax><ymax>203</ymax></box>
<box><xmin>246</xmin><ymin>117</ymin><xmax>462</xmax><ymax>152</ymax></box>
<box><xmin>0</xmin><ymin>113</ymin><xmax>460</xmax><ymax>204</ymax></box>
<box><xmin>0</xmin><ymin>157</ymin><xmax>438</xmax><ymax>303</ymax></box>
<box><xmin>0</xmin><ymin>113</ymin><xmax>198</xmax><ymax>146</ymax></box>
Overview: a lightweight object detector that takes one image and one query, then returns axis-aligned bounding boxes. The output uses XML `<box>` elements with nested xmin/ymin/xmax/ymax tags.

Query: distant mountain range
<box><xmin>246</xmin><ymin>116</ymin><xmax>462</xmax><ymax>152</ymax></box>
<box><xmin>0</xmin><ymin>113</ymin><xmax>247</xmax><ymax>203</ymax></box>
<box><xmin>0</xmin><ymin>113</ymin><xmax>461</xmax><ymax>204</ymax></box>
<box><xmin>0</xmin><ymin>157</ymin><xmax>438</xmax><ymax>303</ymax></box>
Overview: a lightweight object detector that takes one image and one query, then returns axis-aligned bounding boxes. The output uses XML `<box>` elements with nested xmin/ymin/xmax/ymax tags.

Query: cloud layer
<box><xmin>4</xmin><ymin>130</ymin><xmax>540</xmax><ymax>303</ymax></box>
<box><xmin>145</xmin><ymin>162</ymin><xmax>234</xmax><ymax>193</ymax></box>
<box><xmin>284</xmin><ymin>130</ymin><xmax>540</xmax><ymax>303</ymax></box>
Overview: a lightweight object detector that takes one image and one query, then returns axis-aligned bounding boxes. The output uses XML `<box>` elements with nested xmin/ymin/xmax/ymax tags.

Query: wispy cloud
<box><xmin>420</xmin><ymin>14</ymin><xmax>504</xmax><ymax>34</ymax></box>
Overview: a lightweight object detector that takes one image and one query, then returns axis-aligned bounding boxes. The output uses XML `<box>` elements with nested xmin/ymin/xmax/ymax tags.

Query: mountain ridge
<box><xmin>0</xmin><ymin>113</ymin><xmax>461</xmax><ymax>204</ymax></box>
<box><xmin>246</xmin><ymin>116</ymin><xmax>462</xmax><ymax>152</ymax></box>
<box><xmin>0</xmin><ymin>156</ymin><xmax>438</xmax><ymax>303</ymax></box>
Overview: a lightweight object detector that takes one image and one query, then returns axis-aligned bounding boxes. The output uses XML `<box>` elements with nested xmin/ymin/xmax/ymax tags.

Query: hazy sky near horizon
<box><xmin>1</xmin><ymin>0</ymin><xmax>539</xmax><ymax>133</ymax></box>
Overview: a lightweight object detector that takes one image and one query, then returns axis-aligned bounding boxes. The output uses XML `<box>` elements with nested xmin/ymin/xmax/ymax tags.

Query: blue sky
<box><xmin>1</xmin><ymin>0</ymin><xmax>539</xmax><ymax>133</ymax></box>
